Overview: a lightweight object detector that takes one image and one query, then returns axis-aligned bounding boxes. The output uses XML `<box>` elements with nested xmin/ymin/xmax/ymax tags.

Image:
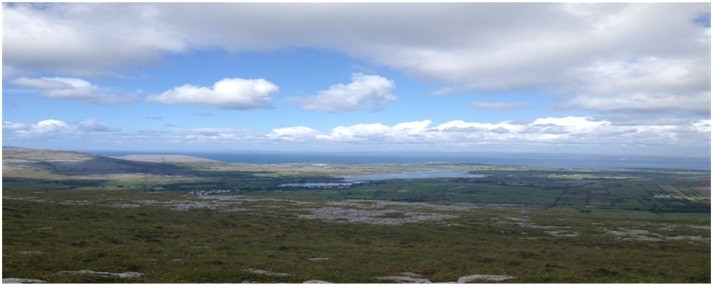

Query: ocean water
<box><xmin>97</xmin><ymin>151</ymin><xmax>711</xmax><ymax>171</ymax></box>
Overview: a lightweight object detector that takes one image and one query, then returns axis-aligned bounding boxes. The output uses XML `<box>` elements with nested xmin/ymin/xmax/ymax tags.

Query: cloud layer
<box><xmin>2</xmin><ymin>3</ymin><xmax>709</xmax><ymax>156</ymax></box>
<box><xmin>3</xmin><ymin>3</ymin><xmax>185</xmax><ymax>77</ymax></box>
<box><xmin>5</xmin><ymin>116</ymin><xmax>709</xmax><ymax>156</ymax></box>
<box><xmin>268</xmin><ymin>117</ymin><xmax>711</xmax><ymax>154</ymax></box>
<box><xmin>148</xmin><ymin>78</ymin><xmax>278</xmax><ymax>109</ymax></box>
<box><xmin>5</xmin><ymin>3</ymin><xmax>709</xmax><ymax>117</ymax></box>
<box><xmin>3</xmin><ymin>118</ymin><xmax>115</xmax><ymax>138</ymax></box>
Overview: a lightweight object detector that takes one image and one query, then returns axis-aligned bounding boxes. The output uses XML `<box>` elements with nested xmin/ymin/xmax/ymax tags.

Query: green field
<box><xmin>2</xmin><ymin>148</ymin><xmax>710</xmax><ymax>283</ymax></box>
<box><xmin>3</xmin><ymin>189</ymin><xmax>710</xmax><ymax>283</ymax></box>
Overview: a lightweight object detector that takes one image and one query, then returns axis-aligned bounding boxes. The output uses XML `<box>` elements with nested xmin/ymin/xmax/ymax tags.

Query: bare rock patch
<box><xmin>58</xmin><ymin>270</ymin><xmax>144</xmax><ymax>280</ymax></box>
<box><xmin>303</xmin><ymin>279</ymin><xmax>332</xmax><ymax>283</ymax></box>
<box><xmin>246</xmin><ymin>268</ymin><xmax>291</xmax><ymax>277</ymax></box>
<box><xmin>2</xmin><ymin>278</ymin><xmax>47</xmax><ymax>283</ymax></box>
<box><xmin>299</xmin><ymin>206</ymin><xmax>456</xmax><ymax>226</ymax></box>
<box><xmin>457</xmin><ymin>274</ymin><xmax>516</xmax><ymax>283</ymax></box>
<box><xmin>376</xmin><ymin>272</ymin><xmax>432</xmax><ymax>283</ymax></box>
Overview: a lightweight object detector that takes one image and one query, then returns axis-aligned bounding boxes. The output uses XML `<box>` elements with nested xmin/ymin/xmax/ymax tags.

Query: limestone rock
<box><xmin>303</xmin><ymin>280</ymin><xmax>332</xmax><ymax>283</ymax></box>
<box><xmin>2</xmin><ymin>278</ymin><xmax>47</xmax><ymax>283</ymax></box>
<box><xmin>457</xmin><ymin>274</ymin><xmax>516</xmax><ymax>283</ymax></box>
<box><xmin>58</xmin><ymin>270</ymin><xmax>144</xmax><ymax>280</ymax></box>
<box><xmin>376</xmin><ymin>273</ymin><xmax>432</xmax><ymax>283</ymax></box>
<box><xmin>246</xmin><ymin>268</ymin><xmax>291</xmax><ymax>277</ymax></box>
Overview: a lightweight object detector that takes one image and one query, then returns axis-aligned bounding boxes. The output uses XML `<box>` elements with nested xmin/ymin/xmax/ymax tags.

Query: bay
<box><xmin>96</xmin><ymin>151</ymin><xmax>711</xmax><ymax>171</ymax></box>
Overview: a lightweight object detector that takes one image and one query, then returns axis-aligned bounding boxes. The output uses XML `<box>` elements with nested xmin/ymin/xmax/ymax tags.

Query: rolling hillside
<box><xmin>2</xmin><ymin>147</ymin><xmax>192</xmax><ymax>177</ymax></box>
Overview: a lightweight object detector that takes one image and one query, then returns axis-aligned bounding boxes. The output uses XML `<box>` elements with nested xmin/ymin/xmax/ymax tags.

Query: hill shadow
<box><xmin>41</xmin><ymin>156</ymin><xmax>190</xmax><ymax>176</ymax></box>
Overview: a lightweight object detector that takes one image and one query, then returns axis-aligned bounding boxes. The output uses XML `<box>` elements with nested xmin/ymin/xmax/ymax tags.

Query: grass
<box><xmin>3</xmin><ymin>189</ymin><xmax>710</xmax><ymax>283</ymax></box>
<box><xmin>3</xmin><ymin>149</ymin><xmax>710</xmax><ymax>283</ymax></box>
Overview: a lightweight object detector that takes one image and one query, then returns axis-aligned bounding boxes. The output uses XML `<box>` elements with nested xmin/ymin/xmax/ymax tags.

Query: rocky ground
<box><xmin>4</xmin><ymin>193</ymin><xmax>708</xmax><ymax>243</ymax></box>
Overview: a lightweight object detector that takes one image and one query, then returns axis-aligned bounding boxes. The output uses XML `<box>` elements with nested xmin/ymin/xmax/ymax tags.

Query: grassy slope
<box><xmin>2</xmin><ymin>190</ymin><xmax>709</xmax><ymax>283</ymax></box>
<box><xmin>2</xmin><ymin>148</ymin><xmax>710</xmax><ymax>283</ymax></box>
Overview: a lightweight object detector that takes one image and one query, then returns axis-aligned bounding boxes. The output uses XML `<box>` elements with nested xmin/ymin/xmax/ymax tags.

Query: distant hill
<box><xmin>117</xmin><ymin>154</ymin><xmax>219</xmax><ymax>164</ymax></box>
<box><xmin>2</xmin><ymin>147</ymin><xmax>192</xmax><ymax>176</ymax></box>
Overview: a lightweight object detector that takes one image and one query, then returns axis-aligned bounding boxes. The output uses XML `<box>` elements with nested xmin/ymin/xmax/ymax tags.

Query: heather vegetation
<box><xmin>2</xmin><ymin>147</ymin><xmax>710</xmax><ymax>283</ymax></box>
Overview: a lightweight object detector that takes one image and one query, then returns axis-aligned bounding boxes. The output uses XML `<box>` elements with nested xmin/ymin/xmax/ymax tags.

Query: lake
<box><xmin>342</xmin><ymin>169</ymin><xmax>486</xmax><ymax>182</ymax></box>
<box><xmin>278</xmin><ymin>169</ymin><xmax>487</xmax><ymax>188</ymax></box>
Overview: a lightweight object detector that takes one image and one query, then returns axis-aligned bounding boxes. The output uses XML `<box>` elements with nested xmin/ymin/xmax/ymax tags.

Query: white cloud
<box><xmin>567</xmin><ymin>92</ymin><xmax>711</xmax><ymax>115</ymax></box>
<box><xmin>435</xmin><ymin>120</ymin><xmax>523</xmax><ymax>134</ymax></box>
<box><xmin>148</xmin><ymin>78</ymin><xmax>278</xmax><ymax>109</ymax></box>
<box><xmin>314</xmin><ymin>120</ymin><xmax>431</xmax><ymax>142</ymax></box>
<box><xmin>293</xmin><ymin>73</ymin><xmax>396</xmax><ymax>112</ymax></box>
<box><xmin>317</xmin><ymin>123</ymin><xmax>392</xmax><ymax>142</ymax></box>
<box><xmin>295</xmin><ymin>117</ymin><xmax>709</xmax><ymax>152</ymax></box>
<box><xmin>3</xmin><ymin>3</ymin><xmax>185</xmax><ymax>76</ymax></box>
<box><xmin>3</xmin><ymin>118</ymin><xmax>115</xmax><ymax>138</ymax></box>
<box><xmin>4</xmin><ymin>116</ymin><xmax>709</xmax><ymax>156</ymax></box>
<box><xmin>564</xmin><ymin>57</ymin><xmax>711</xmax><ymax>115</ymax></box>
<box><xmin>318</xmin><ymin>119</ymin><xmax>520</xmax><ymax>143</ymax></box>
<box><xmin>392</xmin><ymin>120</ymin><xmax>432</xmax><ymax>136</ymax></box>
<box><xmin>3</xmin><ymin>3</ymin><xmax>709</xmax><ymax>119</ymax></box>
<box><xmin>174</xmin><ymin>128</ymin><xmax>241</xmax><ymax>144</ymax></box>
<box><xmin>29</xmin><ymin>119</ymin><xmax>70</xmax><ymax>135</ymax></box>
<box><xmin>12</xmin><ymin>77</ymin><xmax>137</xmax><ymax>105</ymax></box>
<box><xmin>79</xmin><ymin>118</ymin><xmax>115</xmax><ymax>132</ymax></box>
<box><xmin>530</xmin><ymin>116</ymin><xmax>611</xmax><ymax>132</ymax></box>
<box><xmin>692</xmin><ymin>119</ymin><xmax>711</xmax><ymax>135</ymax></box>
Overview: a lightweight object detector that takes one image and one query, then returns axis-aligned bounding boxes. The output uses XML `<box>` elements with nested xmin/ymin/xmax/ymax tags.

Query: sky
<box><xmin>2</xmin><ymin>2</ymin><xmax>711</xmax><ymax>157</ymax></box>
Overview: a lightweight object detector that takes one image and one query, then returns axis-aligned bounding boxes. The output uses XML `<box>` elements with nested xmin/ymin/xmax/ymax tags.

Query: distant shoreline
<box><xmin>93</xmin><ymin>150</ymin><xmax>711</xmax><ymax>171</ymax></box>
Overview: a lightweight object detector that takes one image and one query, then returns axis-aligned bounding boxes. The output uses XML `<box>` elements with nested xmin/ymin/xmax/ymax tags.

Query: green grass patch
<box><xmin>3</xmin><ymin>190</ymin><xmax>709</xmax><ymax>283</ymax></box>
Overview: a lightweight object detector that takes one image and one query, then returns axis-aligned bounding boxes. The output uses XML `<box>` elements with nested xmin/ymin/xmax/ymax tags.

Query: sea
<box><xmin>96</xmin><ymin>151</ymin><xmax>711</xmax><ymax>171</ymax></box>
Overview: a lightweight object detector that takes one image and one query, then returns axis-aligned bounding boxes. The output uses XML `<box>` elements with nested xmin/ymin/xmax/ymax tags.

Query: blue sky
<box><xmin>2</xmin><ymin>2</ymin><xmax>711</xmax><ymax>157</ymax></box>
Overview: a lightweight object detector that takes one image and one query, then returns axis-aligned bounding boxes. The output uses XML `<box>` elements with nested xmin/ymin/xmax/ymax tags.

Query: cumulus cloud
<box><xmin>4</xmin><ymin>119</ymin><xmax>71</xmax><ymax>137</ymax></box>
<box><xmin>148</xmin><ymin>78</ymin><xmax>278</xmax><ymax>109</ymax></box>
<box><xmin>293</xmin><ymin>117</ymin><xmax>708</xmax><ymax>152</ymax></box>
<box><xmin>435</xmin><ymin>120</ymin><xmax>523</xmax><ymax>134</ymax></box>
<box><xmin>317</xmin><ymin>119</ymin><xmax>522</xmax><ymax>143</ymax></box>
<box><xmin>293</xmin><ymin>73</ymin><xmax>396</xmax><ymax>112</ymax></box>
<box><xmin>12</xmin><ymin>77</ymin><xmax>137</xmax><ymax>105</ymax></box>
<box><xmin>314</xmin><ymin>120</ymin><xmax>432</xmax><ymax>142</ymax></box>
<box><xmin>3</xmin><ymin>118</ymin><xmax>115</xmax><ymax>138</ymax></box>
<box><xmin>4</xmin><ymin>116</ymin><xmax>708</xmax><ymax>156</ymax></box>
<box><xmin>317</xmin><ymin>123</ymin><xmax>395</xmax><ymax>142</ymax></box>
